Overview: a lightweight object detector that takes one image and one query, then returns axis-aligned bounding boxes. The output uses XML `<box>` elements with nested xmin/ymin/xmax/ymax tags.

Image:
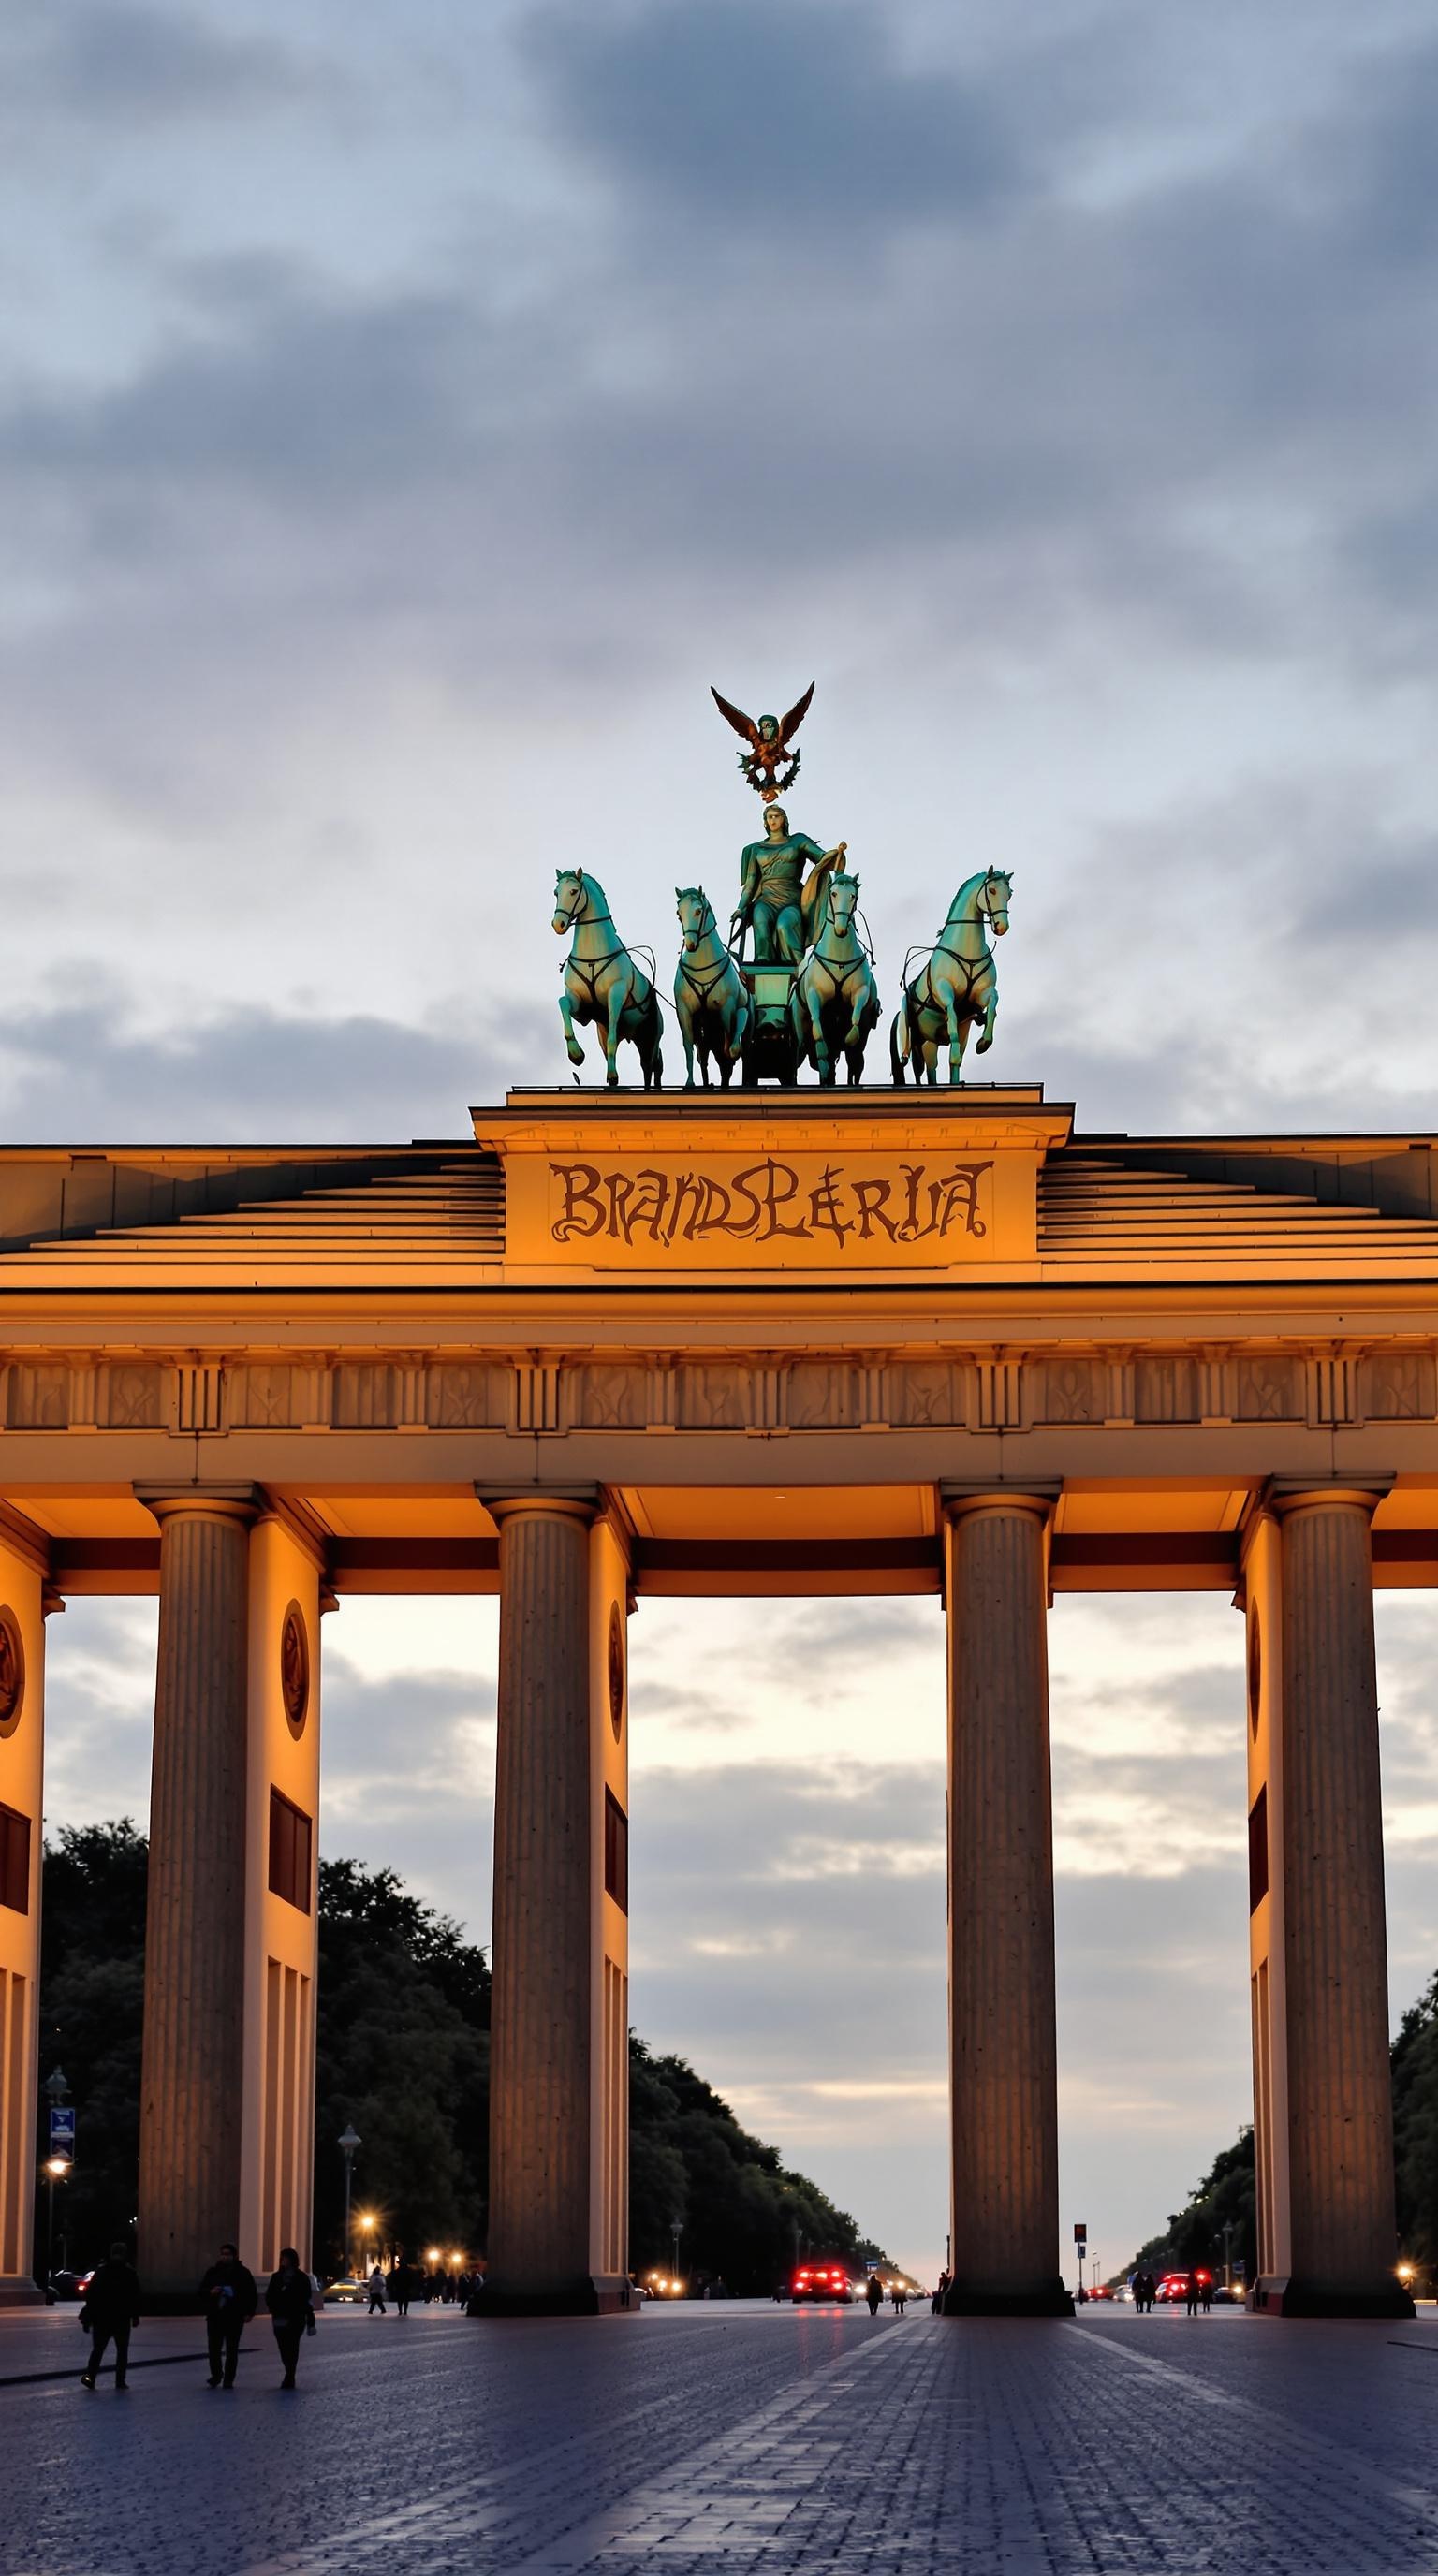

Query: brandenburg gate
<box><xmin>0</xmin><ymin>1085</ymin><xmax>1434</xmax><ymax>2316</ymax></box>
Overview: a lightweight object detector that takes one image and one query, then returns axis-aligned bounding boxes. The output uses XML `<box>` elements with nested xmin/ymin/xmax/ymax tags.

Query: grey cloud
<box><xmin>2</xmin><ymin>3</ymin><xmax>320</xmax><ymax>128</ymax></box>
<box><xmin>525</xmin><ymin>0</ymin><xmax>1020</xmax><ymax>236</ymax></box>
<box><xmin>0</xmin><ymin>983</ymin><xmax>550</xmax><ymax>1142</ymax></box>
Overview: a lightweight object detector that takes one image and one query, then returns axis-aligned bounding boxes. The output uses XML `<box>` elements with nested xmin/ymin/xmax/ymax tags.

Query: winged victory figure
<box><xmin>711</xmin><ymin>681</ymin><xmax>815</xmax><ymax>800</ymax></box>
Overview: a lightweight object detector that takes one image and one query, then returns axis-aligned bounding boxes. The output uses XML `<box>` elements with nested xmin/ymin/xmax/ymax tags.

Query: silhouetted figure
<box><xmin>367</xmin><ymin>2264</ymin><xmax>387</xmax><ymax>2314</ymax></box>
<box><xmin>932</xmin><ymin>2270</ymin><xmax>950</xmax><ymax>2315</ymax></box>
<box><xmin>866</xmin><ymin>2275</ymin><xmax>883</xmax><ymax>2317</ymax></box>
<box><xmin>200</xmin><ymin>2242</ymin><xmax>257</xmax><ymax>2388</ymax></box>
<box><xmin>891</xmin><ymin>2282</ymin><xmax>907</xmax><ymax>2316</ymax></box>
<box><xmin>81</xmin><ymin>2243</ymin><xmax>140</xmax><ymax>2391</ymax></box>
<box><xmin>394</xmin><ymin>2260</ymin><xmax>413</xmax><ymax>2318</ymax></box>
<box><xmin>1184</xmin><ymin>2271</ymin><xmax>1200</xmax><ymax>2316</ymax></box>
<box><xmin>265</xmin><ymin>2247</ymin><xmax>315</xmax><ymax>2389</ymax></box>
<box><xmin>1200</xmin><ymin>2275</ymin><xmax>1213</xmax><ymax>2313</ymax></box>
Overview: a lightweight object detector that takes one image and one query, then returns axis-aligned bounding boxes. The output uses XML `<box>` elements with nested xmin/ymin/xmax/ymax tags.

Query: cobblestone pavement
<box><xmin>7</xmin><ymin>2301</ymin><xmax>1438</xmax><ymax>2574</ymax></box>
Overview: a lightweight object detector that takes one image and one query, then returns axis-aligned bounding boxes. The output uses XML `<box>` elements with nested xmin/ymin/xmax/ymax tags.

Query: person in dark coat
<box><xmin>265</xmin><ymin>2247</ymin><xmax>315</xmax><ymax>2389</ymax></box>
<box><xmin>199</xmin><ymin>2242</ymin><xmax>257</xmax><ymax>2388</ymax></box>
<box><xmin>865</xmin><ymin>2274</ymin><xmax>883</xmax><ymax>2316</ymax></box>
<box><xmin>394</xmin><ymin>2259</ymin><xmax>412</xmax><ymax>2318</ymax></box>
<box><xmin>1183</xmin><ymin>2270</ymin><xmax>1200</xmax><ymax>2317</ymax></box>
<box><xmin>81</xmin><ymin>2243</ymin><xmax>141</xmax><ymax>2391</ymax></box>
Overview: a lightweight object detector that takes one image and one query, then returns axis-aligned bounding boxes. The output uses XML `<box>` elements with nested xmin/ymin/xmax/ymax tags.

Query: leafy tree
<box><xmin>1392</xmin><ymin>1972</ymin><xmax>1438</xmax><ymax>2285</ymax></box>
<box><xmin>36</xmin><ymin>1822</ymin><xmax>148</xmax><ymax>2258</ymax></box>
<box><xmin>1126</xmin><ymin>2126</ymin><xmax>1256</xmax><ymax>2284</ymax></box>
<box><xmin>37</xmin><ymin>1823</ymin><xmax>877</xmax><ymax>2294</ymax></box>
<box><xmin>628</xmin><ymin>2036</ymin><xmax>871</xmax><ymax>2293</ymax></box>
<box><xmin>313</xmin><ymin>1856</ymin><xmax>489</xmax><ymax>2271</ymax></box>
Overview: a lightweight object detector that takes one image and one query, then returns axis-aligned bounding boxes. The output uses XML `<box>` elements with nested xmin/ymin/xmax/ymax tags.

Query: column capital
<box><xmin>477</xmin><ymin>1485</ymin><xmax>602</xmax><ymax>1532</ymax></box>
<box><xmin>134</xmin><ymin>1482</ymin><xmax>265</xmax><ymax>1530</ymax></box>
<box><xmin>1263</xmin><ymin>1475</ymin><xmax>1394</xmax><ymax>1523</ymax></box>
<box><xmin>940</xmin><ymin>1481</ymin><xmax>1062</xmax><ymax>1528</ymax></box>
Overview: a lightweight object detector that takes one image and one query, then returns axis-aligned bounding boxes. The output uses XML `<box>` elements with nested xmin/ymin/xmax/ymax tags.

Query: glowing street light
<box><xmin>338</xmin><ymin>2125</ymin><xmax>361</xmax><ymax>2274</ymax></box>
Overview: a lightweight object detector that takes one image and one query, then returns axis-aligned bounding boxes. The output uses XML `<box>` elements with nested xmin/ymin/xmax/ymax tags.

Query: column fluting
<box><xmin>137</xmin><ymin>1492</ymin><xmax>255</xmax><ymax>2299</ymax></box>
<box><xmin>486</xmin><ymin>1495</ymin><xmax>595</xmax><ymax>2303</ymax></box>
<box><xmin>1278</xmin><ymin>1488</ymin><xmax>1408</xmax><ymax>2308</ymax></box>
<box><xmin>946</xmin><ymin>1495</ymin><xmax>1070</xmax><ymax>2314</ymax></box>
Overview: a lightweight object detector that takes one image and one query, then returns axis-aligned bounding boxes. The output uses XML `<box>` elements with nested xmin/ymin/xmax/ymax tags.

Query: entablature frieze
<box><xmin>0</xmin><ymin>1337</ymin><xmax>1437</xmax><ymax>1442</ymax></box>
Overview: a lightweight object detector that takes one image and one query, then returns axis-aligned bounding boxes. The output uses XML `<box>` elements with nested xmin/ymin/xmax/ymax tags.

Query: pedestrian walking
<box><xmin>394</xmin><ymin>2259</ymin><xmax>412</xmax><ymax>2318</ymax></box>
<box><xmin>891</xmin><ymin>2282</ymin><xmax>907</xmax><ymax>2316</ymax></box>
<box><xmin>1199</xmin><ymin>2275</ymin><xmax>1213</xmax><ymax>2313</ymax></box>
<box><xmin>265</xmin><ymin>2247</ymin><xmax>316</xmax><ymax>2390</ymax></box>
<box><xmin>932</xmin><ymin>2270</ymin><xmax>950</xmax><ymax>2316</ymax></box>
<box><xmin>80</xmin><ymin>2242</ymin><xmax>141</xmax><ymax>2392</ymax></box>
<box><xmin>865</xmin><ymin>2274</ymin><xmax>883</xmax><ymax>2317</ymax></box>
<box><xmin>200</xmin><ymin>2242</ymin><xmax>257</xmax><ymax>2388</ymax></box>
<box><xmin>367</xmin><ymin>2263</ymin><xmax>387</xmax><ymax>2315</ymax></box>
<box><xmin>1183</xmin><ymin>2270</ymin><xmax>1199</xmax><ymax>2317</ymax></box>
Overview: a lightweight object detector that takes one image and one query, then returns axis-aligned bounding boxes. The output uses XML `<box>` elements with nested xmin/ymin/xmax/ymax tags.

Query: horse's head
<box><xmin>828</xmin><ymin>871</ymin><xmax>860</xmax><ymax>926</ymax></box>
<box><xmin>983</xmin><ymin>869</ymin><xmax>1012</xmax><ymax>937</ymax></box>
<box><xmin>675</xmin><ymin>886</ymin><xmax>712</xmax><ymax>952</ymax></box>
<box><xmin>553</xmin><ymin>869</ymin><xmax>586</xmax><ymax>936</ymax></box>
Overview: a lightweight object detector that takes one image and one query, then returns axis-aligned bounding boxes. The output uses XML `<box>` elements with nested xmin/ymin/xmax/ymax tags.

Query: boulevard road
<box><xmin>6</xmin><ymin>2300</ymin><xmax>1438</xmax><ymax>2573</ymax></box>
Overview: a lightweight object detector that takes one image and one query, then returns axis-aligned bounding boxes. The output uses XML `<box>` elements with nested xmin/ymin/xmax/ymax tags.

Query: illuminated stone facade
<box><xmin>1</xmin><ymin>1084</ymin><xmax>1434</xmax><ymax>2311</ymax></box>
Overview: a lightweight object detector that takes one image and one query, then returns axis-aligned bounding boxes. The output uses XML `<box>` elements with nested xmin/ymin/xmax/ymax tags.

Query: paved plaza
<box><xmin>6</xmin><ymin>2301</ymin><xmax>1438</xmax><ymax>2574</ymax></box>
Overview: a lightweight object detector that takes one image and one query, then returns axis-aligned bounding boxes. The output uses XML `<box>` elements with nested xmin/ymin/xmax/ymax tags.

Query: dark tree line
<box><xmin>37</xmin><ymin>1823</ymin><xmax>868</xmax><ymax>2290</ymax></box>
<box><xmin>1127</xmin><ymin>1981</ymin><xmax>1438</xmax><ymax>2291</ymax></box>
<box><xmin>1125</xmin><ymin>2127</ymin><xmax>1257</xmax><ymax>2285</ymax></box>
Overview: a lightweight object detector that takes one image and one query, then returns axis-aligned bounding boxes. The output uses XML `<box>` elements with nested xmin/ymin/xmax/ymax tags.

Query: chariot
<box><xmin>739</xmin><ymin>962</ymin><xmax>801</xmax><ymax>1089</ymax></box>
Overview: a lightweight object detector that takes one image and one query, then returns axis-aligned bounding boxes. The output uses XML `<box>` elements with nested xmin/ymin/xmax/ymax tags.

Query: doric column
<box><xmin>942</xmin><ymin>1490</ymin><xmax>1071</xmax><ymax>2315</ymax></box>
<box><xmin>0</xmin><ymin>1514</ymin><xmax>51</xmax><ymax>2305</ymax></box>
<box><xmin>1249</xmin><ymin>1484</ymin><xmax>1411</xmax><ymax>2316</ymax></box>
<box><xmin>480</xmin><ymin>1488</ymin><xmax>636</xmax><ymax>2314</ymax></box>
<box><xmin>136</xmin><ymin>1486</ymin><xmax>257</xmax><ymax>2303</ymax></box>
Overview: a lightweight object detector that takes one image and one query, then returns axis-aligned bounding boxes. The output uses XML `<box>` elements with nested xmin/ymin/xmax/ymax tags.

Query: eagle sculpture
<box><xmin>711</xmin><ymin>681</ymin><xmax>815</xmax><ymax>799</ymax></box>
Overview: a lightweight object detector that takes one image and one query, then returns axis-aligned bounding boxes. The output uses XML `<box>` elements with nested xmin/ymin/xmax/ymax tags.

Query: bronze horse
<box><xmin>792</xmin><ymin>871</ymin><xmax>881</xmax><ymax>1086</ymax></box>
<box><xmin>554</xmin><ymin>868</ymin><xmax>663</xmax><ymax>1089</ymax></box>
<box><xmin>890</xmin><ymin>868</ymin><xmax>1011</xmax><ymax>1085</ymax></box>
<box><xmin>674</xmin><ymin>886</ymin><xmax>749</xmax><ymax>1088</ymax></box>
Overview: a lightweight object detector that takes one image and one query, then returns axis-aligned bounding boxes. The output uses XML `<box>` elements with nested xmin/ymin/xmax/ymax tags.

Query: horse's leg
<box><xmin>975</xmin><ymin>972</ymin><xmax>998</xmax><ymax>1055</ymax></box>
<box><xmin>559</xmin><ymin>988</ymin><xmax>585</xmax><ymax>1069</ymax></box>
<box><xmin>815</xmin><ymin>996</ymin><xmax>835</xmax><ymax>1086</ymax></box>
<box><xmin>677</xmin><ymin>992</ymin><xmax>697</xmax><ymax>1090</ymax></box>
<box><xmin>602</xmin><ymin>970</ymin><xmax>630</xmax><ymax>1088</ymax></box>
<box><xmin>944</xmin><ymin>983</ymin><xmax>967</xmax><ymax>1085</ymax></box>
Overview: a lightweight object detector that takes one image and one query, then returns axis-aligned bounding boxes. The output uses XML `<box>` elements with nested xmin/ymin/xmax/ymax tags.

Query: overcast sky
<box><xmin>10</xmin><ymin>0</ymin><xmax>1438</xmax><ymax>2281</ymax></box>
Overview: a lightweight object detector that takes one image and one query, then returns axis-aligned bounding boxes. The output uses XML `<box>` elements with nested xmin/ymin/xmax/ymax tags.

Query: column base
<box><xmin>471</xmin><ymin>2274</ymin><xmax>641</xmax><ymax>2319</ymax></box>
<box><xmin>0</xmin><ymin>2276</ymin><xmax>46</xmax><ymax>2307</ymax></box>
<box><xmin>941</xmin><ymin>2279</ymin><xmax>1075</xmax><ymax>2318</ymax></box>
<box><xmin>1249</xmin><ymin>2275</ymin><xmax>1416</xmax><ymax>2319</ymax></box>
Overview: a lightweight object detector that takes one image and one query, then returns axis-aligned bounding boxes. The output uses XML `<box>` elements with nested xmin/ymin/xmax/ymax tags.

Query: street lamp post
<box><xmin>1220</xmin><ymin>2220</ymin><xmax>1237</xmax><ymax>2291</ymax></box>
<box><xmin>41</xmin><ymin>2069</ymin><xmax>72</xmax><ymax>2290</ymax></box>
<box><xmin>43</xmin><ymin>2158</ymin><xmax>70</xmax><ymax>2284</ymax></box>
<box><xmin>338</xmin><ymin>2125</ymin><xmax>361</xmax><ymax>2277</ymax></box>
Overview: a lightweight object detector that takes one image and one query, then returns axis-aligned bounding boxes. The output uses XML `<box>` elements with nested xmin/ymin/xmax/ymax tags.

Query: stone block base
<box><xmin>0</xmin><ymin>2276</ymin><xmax>45</xmax><ymax>2307</ymax></box>
<box><xmin>1250</xmin><ymin>2275</ymin><xmax>1416</xmax><ymax>2319</ymax></box>
<box><xmin>942</xmin><ymin>2280</ymin><xmax>1075</xmax><ymax>2318</ymax></box>
<box><xmin>471</xmin><ymin>2274</ymin><xmax>641</xmax><ymax>2318</ymax></box>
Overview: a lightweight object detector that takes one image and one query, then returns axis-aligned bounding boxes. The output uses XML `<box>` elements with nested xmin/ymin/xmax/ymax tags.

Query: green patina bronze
<box><xmin>550</xmin><ymin>684</ymin><xmax>1015</xmax><ymax>1089</ymax></box>
<box><xmin>729</xmin><ymin>804</ymin><xmax>847</xmax><ymax>968</ymax></box>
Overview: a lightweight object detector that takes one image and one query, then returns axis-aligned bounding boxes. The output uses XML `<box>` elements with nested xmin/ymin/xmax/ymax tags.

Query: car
<box><xmin>789</xmin><ymin>2263</ymin><xmax>856</xmax><ymax>2304</ymax></box>
<box><xmin>324</xmin><ymin>2276</ymin><xmax>368</xmax><ymax>2304</ymax></box>
<box><xmin>47</xmin><ymin>2268</ymin><xmax>94</xmax><ymax>2303</ymax></box>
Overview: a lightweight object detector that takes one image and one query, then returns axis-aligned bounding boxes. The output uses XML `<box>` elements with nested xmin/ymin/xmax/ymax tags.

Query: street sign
<box><xmin>49</xmin><ymin>2106</ymin><xmax>75</xmax><ymax>2157</ymax></box>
